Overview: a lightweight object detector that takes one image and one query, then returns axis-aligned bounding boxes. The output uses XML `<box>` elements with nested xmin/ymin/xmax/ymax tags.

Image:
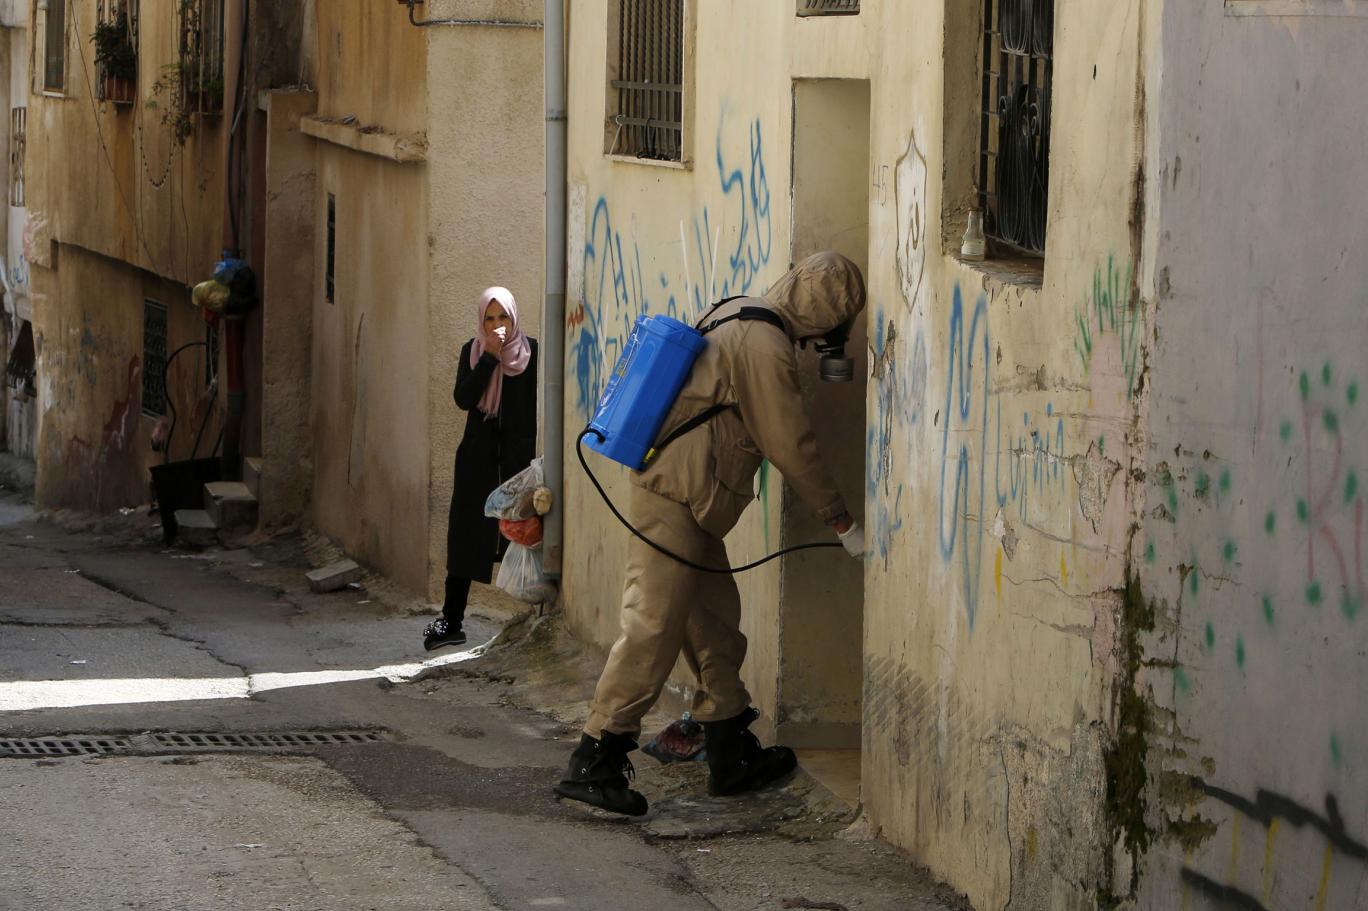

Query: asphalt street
<box><xmin>0</xmin><ymin>488</ymin><xmax>966</xmax><ymax>911</ymax></box>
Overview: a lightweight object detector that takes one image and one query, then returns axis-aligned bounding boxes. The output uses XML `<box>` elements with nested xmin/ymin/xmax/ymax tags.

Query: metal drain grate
<box><xmin>0</xmin><ymin>737</ymin><xmax>131</xmax><ymax>757</ymax></box>
<box><xmin>150</xmin><ymin>730</ymin><xmax>386</xmax><ymax>751</ymax></box>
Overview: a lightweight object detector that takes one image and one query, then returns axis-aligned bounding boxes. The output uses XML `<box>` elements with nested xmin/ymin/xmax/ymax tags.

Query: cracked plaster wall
<box><xmin>306</xmin><ymin>2</ymin><xmax>430</xmax><ymax>591</ymax></box>
<box><xmin>1133</xmin><ymin>4</ymin><xmax>1368</xmax><ymax>910</ymax></box>
<box><xmin>560</xmin><ymin>3</ymin><xmax>1147</xmax><ymax>908</ymax></box>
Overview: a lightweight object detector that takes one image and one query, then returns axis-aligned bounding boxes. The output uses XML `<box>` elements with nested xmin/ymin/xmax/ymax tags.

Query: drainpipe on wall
<box><xmin>542</xmin><ymin>0</ymin><xmax>566</xmax><ymax>577</ymax></box>
<box><xmin>220</xmin><ymin>0</ymin><xmax>250</xmax><ymax>480</ymax></box>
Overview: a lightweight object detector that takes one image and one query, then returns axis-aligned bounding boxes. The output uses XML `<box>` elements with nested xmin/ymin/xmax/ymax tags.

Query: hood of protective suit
<box><xmin>761</xmin><ymin>251</ymin><xmax>866</xmax><ymax>341</ymax></box>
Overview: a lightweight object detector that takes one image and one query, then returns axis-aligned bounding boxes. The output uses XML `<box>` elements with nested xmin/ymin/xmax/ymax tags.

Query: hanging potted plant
<box><xmin>92</xmin><ymin>5</ymin><xmax>137</xmax><ymax>105</ymax></box>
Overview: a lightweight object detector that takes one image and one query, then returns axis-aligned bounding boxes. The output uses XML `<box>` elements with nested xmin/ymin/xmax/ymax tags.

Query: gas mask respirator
<box><xmin>807</xmin><ymin>321</ymin><xmax>854</xmax><ymax>383</ymax></box>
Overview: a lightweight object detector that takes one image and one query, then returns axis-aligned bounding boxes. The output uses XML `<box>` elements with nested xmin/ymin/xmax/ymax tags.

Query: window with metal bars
<box><xmin>94</xmin><ymin>0</ymin><xmax>140</xmax><ymax>103</ymax></box>
<box><xmin>978</xmin><ymin>0</ymin><xmax>1053</xmax><ymax>257</ymax></box>
<box><xmin>43</xmin><ymin>0</ymin><xmax>67</xmax><ymax>92</ymax></box>
<box><xmin>9</xmin><ymin>108</ymin><xmax>24</xmax><ymax>207</ymax></box>
<box><xmin>179</xmin><ymin>0</ymin><xmax>224</xmax><ymax>114</ymax></box>
<box><xmin>607</xmin><ymin>0</ymin><xmax>685</xmax><ymax>162</ymax></box>
<box><xmin>142</xmin><ymin>300</ymin><xmax>168</xmax><ymax>417</ymax></box>
<box><xmin>797</xmin><ymin>0</ymin><xmax>860</xmax><ymax>15</ymax></box>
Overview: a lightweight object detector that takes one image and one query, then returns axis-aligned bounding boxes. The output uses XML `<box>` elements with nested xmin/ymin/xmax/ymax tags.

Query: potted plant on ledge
<box><xmin>92</xmin><ymin>6</ymin><xmax>137</xmax><ymax>105</ymax></box>
<box><xmin>178</xmin><ymin>58</ymin><xmax>224</xmax><ymax>116</ymax></box>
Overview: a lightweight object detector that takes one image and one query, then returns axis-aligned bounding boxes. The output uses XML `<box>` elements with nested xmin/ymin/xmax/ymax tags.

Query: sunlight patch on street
<box><xmin>0</xmin><ymin>640</ymin><xmax>492</xmax><ymax>712</ymax></box>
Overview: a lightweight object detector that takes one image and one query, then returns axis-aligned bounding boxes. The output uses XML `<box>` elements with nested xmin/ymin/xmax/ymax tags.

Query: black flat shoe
<box><xmin>423</xmin><ymin>618</ymin><xmax>467</xmax><ymax>651</ymax></box>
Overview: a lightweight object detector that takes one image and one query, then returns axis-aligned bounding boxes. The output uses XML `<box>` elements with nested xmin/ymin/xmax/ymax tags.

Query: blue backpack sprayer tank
<box><xmin>576</xmin><ymin>304</ymin><xmax>855</xmax><ymax>573</ymax></box>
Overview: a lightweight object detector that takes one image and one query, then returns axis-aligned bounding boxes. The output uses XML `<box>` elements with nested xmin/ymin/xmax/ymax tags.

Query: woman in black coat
<box><xmin>424</xmin><ymin>286</ymin><xmax>538</xmax><ymax>650</ymax></box>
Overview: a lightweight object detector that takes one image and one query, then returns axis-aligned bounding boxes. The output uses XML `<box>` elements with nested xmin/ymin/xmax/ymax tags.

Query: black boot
<box><xmin>701</xmin><ymin>707</ymin><xmax>797</xmax><ymax>797</ymax></box>
<box><xmin>554</xmin><ymin>732</ymin><xmax>649</xmax><ymax>816</ymax></box>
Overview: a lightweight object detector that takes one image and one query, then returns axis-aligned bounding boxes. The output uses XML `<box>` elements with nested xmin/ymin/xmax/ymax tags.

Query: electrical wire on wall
<box><xmin>225</xmin><ymin>0</ymin><xmax>249</xmax><ymax>254</ymax></box>
<box><xmin>66</xmin><ymin>0</ymin><xmax>174</xmax><ymax>278</ymax></box>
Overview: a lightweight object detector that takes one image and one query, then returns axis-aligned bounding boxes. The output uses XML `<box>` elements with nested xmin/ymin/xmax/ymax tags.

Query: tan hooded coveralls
<box><xmin>586</xmin><ymin>252</ymin><xmax>867</xmax><ymax>740</ymax></box>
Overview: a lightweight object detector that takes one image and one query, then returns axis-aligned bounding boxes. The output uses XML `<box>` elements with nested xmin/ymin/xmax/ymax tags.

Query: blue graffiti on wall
<box><xmin>938</xmin><ymin>286</ymin><xmax>992</xmax><ymax>627</ymax></box>
<box><xmin>867</xmin><ymin>312</ymin><xmax>930</xmax><ymax>568</ymax></box>
<box><xmin>996</xmin><ymin>403</ymin><xmax>1068</xmax><ymax>523</ymax></box>
<box><xmin>571</xmin><ymin>113</ymin><xmax>773</xmax><ymax>418</ymax></box>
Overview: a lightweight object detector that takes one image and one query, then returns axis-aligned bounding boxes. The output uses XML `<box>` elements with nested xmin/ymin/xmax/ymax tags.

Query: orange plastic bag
<box><xmin>499</xmin><ymin>516</ymin><xmax>544</xmax><ymax>547</ymax></box>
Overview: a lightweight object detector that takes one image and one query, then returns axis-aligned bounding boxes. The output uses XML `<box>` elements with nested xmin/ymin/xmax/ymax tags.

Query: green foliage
<box><xmin>91</xmin><ymin>7</ymin><xmax>137</xmax><ymax>81</ymax></box>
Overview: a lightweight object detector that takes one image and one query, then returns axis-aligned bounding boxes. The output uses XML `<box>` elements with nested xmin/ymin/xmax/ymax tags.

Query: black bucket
<box><xmin>150</xmin><ymin>458</ymin><xmax>221</xmax><ymax>545</ymax></box>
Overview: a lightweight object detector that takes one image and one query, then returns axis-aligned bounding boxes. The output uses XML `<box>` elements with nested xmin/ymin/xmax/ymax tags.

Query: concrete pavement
<box><xmin>0</xmin><ymin>490</ymin><xmax>969</xmax><ymax>911</ymax></box>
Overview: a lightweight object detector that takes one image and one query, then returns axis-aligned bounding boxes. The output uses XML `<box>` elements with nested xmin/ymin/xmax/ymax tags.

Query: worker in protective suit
<box><xmin>556</xmin><ymin>251</ymin><xmax>866</xmax><ymax>816</ymax></box>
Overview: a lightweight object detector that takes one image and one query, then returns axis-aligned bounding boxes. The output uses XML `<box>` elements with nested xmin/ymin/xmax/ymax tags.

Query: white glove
<box><xmin>838</xmin><ymin>520</ymin><xmax>865</xmax><ymax>558</ymax></box>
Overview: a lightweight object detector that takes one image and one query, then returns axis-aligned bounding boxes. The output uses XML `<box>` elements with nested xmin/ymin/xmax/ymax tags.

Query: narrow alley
<box><xmin>0</xmin><ymin>487</ymin><xmax>965</xmax><ymax>911</ymax></box>
<box><xmin>3</xmin><ymin>1</ymin><xmax>1367</xmax><ymax>908</ymax></box>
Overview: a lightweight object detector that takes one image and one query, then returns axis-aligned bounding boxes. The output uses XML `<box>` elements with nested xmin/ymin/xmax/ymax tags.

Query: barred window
<box><xmin>94</xmin><ymin>0</ymin><xmax>140</xmax><ymax>102</ymax></box>
<box><xmin>43</xmin><ymin>0</ymin><xmax>66</xmax><ymax>91</ymax></box>
<box><xmin>142</xmin><ymin>300</ymin><xmax>168</xmax><ymax>417</ymax></box>
<box><xmin>978</xmin><ymin>0</ymin><xmax>1054</xmax><ymax>257</ymax></box>
<box><xmin>607</xmin><ymin>0</ymin><xmax>684</xmax><ymax>162</ymax></box>
<box><xmin>9</xmin><ymin>108</ymin><xmax>25</xmax><ymax>207</ymax></box>
<box><xmin>179</xmin><ymin>0</ymin><xmax>224</xmax><ymax>113</ymax></box>
<box><xmin>797</xmin><ymin>0</ymin><xmax>860</xmax><ymax>15</ymax></box>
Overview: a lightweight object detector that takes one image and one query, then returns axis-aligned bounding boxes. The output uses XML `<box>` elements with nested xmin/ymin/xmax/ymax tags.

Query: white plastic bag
<box><xmin>484</xmin><ymin>457</ymin><xmax>545</xmax><ymax>521</ymax></box>
<box><xmin>496</xmin><ymin>542</ymin><xmax>557</xmax><ymax>603</ymax></box>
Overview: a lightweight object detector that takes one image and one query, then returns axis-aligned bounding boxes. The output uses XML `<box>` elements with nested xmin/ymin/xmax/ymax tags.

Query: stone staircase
<box><xmin>173</xmin><ymin>457</ymin><xmax>262</xmax><ymax>547</ymax></box>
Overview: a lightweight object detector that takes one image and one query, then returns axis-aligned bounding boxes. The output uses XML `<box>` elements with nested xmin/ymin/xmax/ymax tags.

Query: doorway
<box><xmin>779</xmin><ymin>78</ymin><xmax>870</xmax><ymax>804</ymax></box>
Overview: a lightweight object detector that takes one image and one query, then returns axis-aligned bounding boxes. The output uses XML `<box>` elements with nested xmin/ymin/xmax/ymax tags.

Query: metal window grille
<box><xmin>179</xmin><ymin>0</ymin><xmax>224</xmax><ymax>113</ymax></box>
<box><xmin>94</xmin><ymin>0</ymin><xmax>139</xmax><ymax>99</ymax></box>
<box><xmin>142</xmin><ymin>300</ymin><xmax>168</xmax><ymax>417</ymax></box>
<box><xmin>9</xmin><ymin>108</ymin><xmax>24</xmax><ymax>207</ymax></box>
<box><xmin>325</xmin><ymin>194</ymin><xmax>336</xmax><ymax>303</ymax></box>
<box><xmin>609</xmin><ymin>0</ymin><xmax>684</xmax><ymax>162</ymax></box>
<box><xmin>43</xmin><ymin>0</ymin><xmax>67</xmax><ymax>91</ymax></box>
<box><xmin>978</xmin><ymin>0</ymin><xmax>1053</xmax><ymax>256</ymax></box>
<box><xmin>797</xmin><ymin>0</ymin><xmax>860</xmax><ymax>15</ymax></box>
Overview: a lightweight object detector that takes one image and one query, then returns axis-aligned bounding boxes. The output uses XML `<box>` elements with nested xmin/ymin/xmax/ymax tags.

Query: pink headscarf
<box><xmin>470</xmin><ymin>286</ymin><xmax>532</xmax><ymax>419</ymax></box>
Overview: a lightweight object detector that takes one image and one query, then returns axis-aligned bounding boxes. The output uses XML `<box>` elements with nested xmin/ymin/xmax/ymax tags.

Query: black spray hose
<box><xmin>576</xmin><ymin>428</ymin><xmax>842</xmax><ymax>574</ymax></box>
<box><xmin>161</xmin><ymin>341</ymin><xmax>208</xmax><ymax>466</ymax></box>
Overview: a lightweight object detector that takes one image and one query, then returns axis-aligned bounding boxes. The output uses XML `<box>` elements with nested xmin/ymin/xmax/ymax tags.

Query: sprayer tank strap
<box><xmin>642</xmin><ymin>303</ymin><xmax>787</xmax><ymax>467</ymax></box>
<box><xmin>698</xmin><ymin>306</ymin><xmax>786</xmax><ymax>337</ymax></box>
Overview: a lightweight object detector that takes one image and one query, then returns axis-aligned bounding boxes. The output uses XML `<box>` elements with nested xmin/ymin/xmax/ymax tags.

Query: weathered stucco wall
<box><xmin>28</xmin><ymin>0</ymin><xmax>225</xmax><ymax>287</ymax></box>
<box><xmin>563</xmin><ymin>3</ymin><xmax>1146</xmax><ymax>908</ymax></box>
<box><xmin>423</xmin><ymin>0</ymin><xmax>544</xmax><ymax>600</ymax></box>
<box><xmin>32</xmin><ymin>245</ymin><xmax>216</xmax><ymax>511</ymax></box>
<box><xmin>24</xmin><ymin>0</ymin><xmax>228</xmax><ymax>509</ymax></box>
<box><xmin>259</xmin><ymin>89</ymin><xmax>316</xmax><ymax>530</ymax></box>
<box><xmin>563</xmin><ymin>0</ymin><xmax>789</xmax><ymax>726</ymax></box>
<box><xmin>1134</xmin><ymin>5</ymin><xmax>1368</xmax><ymax>910</ymax></box>
<box><xmin>308</xmin><ymin>2</ymin><xmax>429</xmax><ymax>592</ymax></box>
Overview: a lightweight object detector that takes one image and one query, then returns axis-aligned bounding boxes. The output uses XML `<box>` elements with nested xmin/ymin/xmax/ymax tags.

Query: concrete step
<box><xmin>306</xmin><ymin>559</ymin><xmax>363</xmax><ymax>593</ymax></box>
<box><xmin>243</xmin><ymin>457</ymin><xmax>263</xmax><ymax>500</ymax></box>
<box><xmin>173</xmin><ymin>509</ymin><xmax>219</xmax><ymax>549</ymax></box>
<box><xmin>203</xmin><ymin>481</ymin><xmax>258</xmax><ymax>534</ymax></box>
